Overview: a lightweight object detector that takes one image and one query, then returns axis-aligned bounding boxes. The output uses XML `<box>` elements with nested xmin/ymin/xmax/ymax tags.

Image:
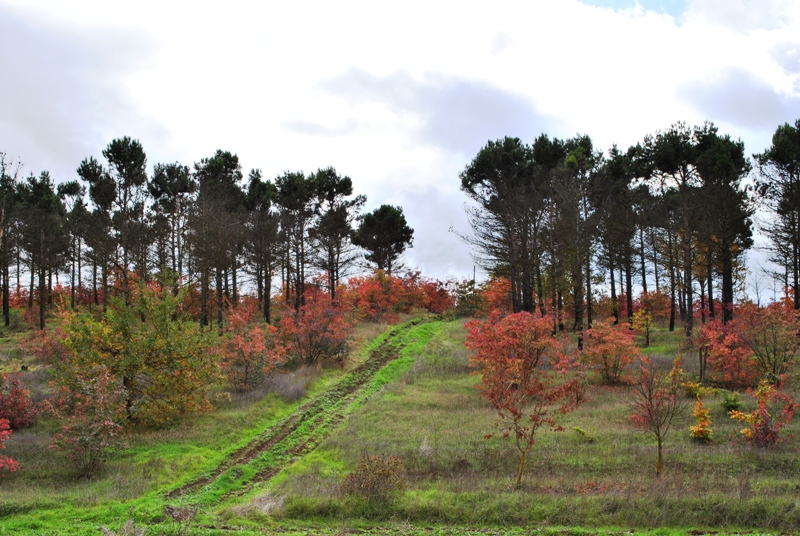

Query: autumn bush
<box><xmin>50</xmin><ymin>368</ymin><xmax>128</xmax><ymax>478</ymax></box>
<box><xmin>342</xmin><ymin>270</ymin><xmax>440</xmax><ymax>322</ymax></box>
<box><xmin>729</xmin><ymin>380</ymin><xmax>797</xmax><ymax>447</ymax></box>
<box><xmin>0</xmin><ymin>418</ymin><xmax>19</xmax><ymax>474</ymax></box>
<box><xmin>50</xmin><ymin>279</ymin><xmax>219</xmax><ymax>426</ymax></box>
<box><xmin>219</xmin><ymin>300</ymin><xmax>286</xmax><ymax>391</ymax></box>
<box><xmin>698</xmin><ymin>319</ymin><xmax>758</xmax><ymax>389</ymax></box>
<box><xmin>735</xmin><ymin>300</ymin><xmax>800</xmax><ymax>384</ymax></box>
<box><xmin>688</xmin><ymin>397</ymin><xmax>713</xmax><ymax>443</ymax></box>
<box><xmin>580</xmin><ymin>318</ymin><xmax>639</xmax><ymax>385</ymax></box>
<box><xmin>477</xmin><ymin>277</ymin><xmax>513</xmax><ymax>316</ymax></box>
<box><xmin>0</xmin><ymin>373</ymin><xmax>39</xmax><ymax>430</ymax></box>
<box><xmin>699</xmin><ymin>300</ymin><xmax>799</xmax><ymax>388</ymax></box>
<box><xmin>278</xmin><ymin>287</ymin><xmax>355</xmax><ymax>366</ymax></box>
<box><xmin>466</xmin><ymin>310</ymin><xmax>581</xmax><ymax>487</ymax></box>
<box><xmin>635</xmin><ymin>291</ymin><xmax>671</xmax><ymax>322</ymax></box>
<box><xmin>418</xmin><ymin>279</ymin><xmax>455</xmax><ymax>315</ymax></box>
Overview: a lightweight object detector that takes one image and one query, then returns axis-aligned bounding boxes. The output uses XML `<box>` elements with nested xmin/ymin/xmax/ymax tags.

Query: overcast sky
<box><xmin>2</xmin><ymin>0</ymin><xmax>799</xmax><ymax>286</ymax></box>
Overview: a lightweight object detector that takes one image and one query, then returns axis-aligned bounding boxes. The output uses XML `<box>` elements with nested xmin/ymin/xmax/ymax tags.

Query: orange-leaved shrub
<box><xmin>466</xmin><ymin>310</ymin><xmax>582</xmax><ymax>487</ymax></box>
<box><xmin>0</xmin><ymin>418</ymin><xmax>18</xmax><ymax>474</ymax></box>
<box><xmin>219</xmin><ymin>300</ymin><xmax>286</xmax><ymax>391</ymax></box>
<box><xmin>729</xmin><ymin>380</ymin><xmax>796</xmax><ymax>447</ymax></box>
<box><xmin>580</xmin><ymin>317</ymin><xmax>639</xmax><ymax>386</ymax></box>
<box><xmin>0</xmin><ymin>373</ymin><xmax>39</xmax><ymax>430</ymax></box>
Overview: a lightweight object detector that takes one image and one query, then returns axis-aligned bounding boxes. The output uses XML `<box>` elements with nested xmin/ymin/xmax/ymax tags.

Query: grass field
<box><xmin>1</xmin><ymin>315</ymin><xmax>800</xmax><ymax>534</ymax></box>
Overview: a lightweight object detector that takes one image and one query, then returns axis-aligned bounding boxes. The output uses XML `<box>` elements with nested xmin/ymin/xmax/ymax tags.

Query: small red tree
<box><xmin>699</xmin><ymin>319</ymin><xmax>758</xmax><ymax>389</ymax></box>
<box><xmin>635</xmin><ymin>291</ymin><xmax>671</xmax><ymax>322</ymax></box>
<box><xmin>219</xmin><ymin>301</ymin><xmax>287</xmax><ymax>391</ymax></box>
<box><xmin>580</xmin><ymin>318</ymin><xmax>639</xmax><ymax>385</ymax></box>
<box><xmin>279</xmin><ymin>288</ymin><xmax>355</xmax><ymax>366</ymax></box>
<box><xmin>477</xmin><ymin>277</ymin><xmax>513</xmax><ymax>316</ymax></box>
<box><xmin>343</xmin><ymin>271</ymin><xmax>403</xmax><ymax>323</ymax></box>
<box><xmin>0</xmin><ymin>418</ymin><xmax>19</xmax><ymax>474</ymax></box>
<box><xmin>50</xmin><ymin>368</ymin><xmax>128</xmax><ymax>479</ymax></box>
<box><xmin>466</xmin><ymin>310</ymin><xmax>581</xmax><ymax>488</ymax></box>
<box><xmin>630</xmin><ymin>358</ymin><xmax>686</xmax><ymax>477</ymax></box>
<box><xmin>419</xmin><ymin>279</ymin><xmax>455</xmax><ymax>314</ymax></box>
<box><xmin>730</xmin><ymin>380</ymin><xmax>796</xmax><ymax>446</ymax></box>
<box><xmin>0</xmin><ymin>373</ymin><xmax>39</xmax><ymax>430</ymax></box>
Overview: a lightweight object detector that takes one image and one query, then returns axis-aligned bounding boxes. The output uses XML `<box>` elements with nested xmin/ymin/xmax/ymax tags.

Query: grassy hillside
<box><xmin>1</xmin><ymin>315</ymin><xmax>799</xmax><ymax>534</ymax></box>
<box><xmin>273</xmin><ymin>320</ymin><xmax>800</xmax><ymax>531</ymax></box>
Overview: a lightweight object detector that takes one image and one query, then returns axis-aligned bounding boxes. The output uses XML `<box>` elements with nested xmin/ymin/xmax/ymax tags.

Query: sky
<box><xmin>1</xmin><ymin>0</ymin><xmax>800</xmax><ymax>290</ymax></box>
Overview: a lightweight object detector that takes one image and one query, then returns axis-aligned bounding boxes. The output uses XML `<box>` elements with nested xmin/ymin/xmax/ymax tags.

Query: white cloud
<box><xmin>2</xmin><ymin>0</ymin><xmax>799</xmax><ymax>281</ymax></box>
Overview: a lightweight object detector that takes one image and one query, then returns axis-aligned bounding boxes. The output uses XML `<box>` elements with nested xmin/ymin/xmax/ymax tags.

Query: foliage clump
<box><xmin>0</xmin><ymin>373</ymin><xmax>39</xmax><ymax>430</ymax></box>
<box><xmin>50</xmin><ymin>279</ymin><xmax>218</xmax><ymax>426</ymax></box>
<box><xmin>580</xmin><ymin>317</ymin><xmax>639</xmax><ymax>385</ymax></box>
<box><xmin>730</xmin><ymin>380</ymin><xmax>796</xmax><ymax>447</ymax></box>
<box><xmin>689</xmin><ymin>397</ymin><xmax>713</xmax><ymax>443</ymax></box>
<box><xmin>278</xmin><ymin>288</ymin><xmax>355</xmax><ymax>366</ymax></box>
<box><xmin>49</xmin><ymin>368</ymin><xmax>128</xmax><ymax>478</ymax></box>
<box><xmin>0</xmin><ymin>418</ymin><xmax>19</xmax><ymax>474</ymax></box>
<box><xmin>466</xmin><ymin>310</ymin><xmax>581</xmax><ymax>487</ymax></box>
<box><xmin>341</xmin><ymin>452</ymin><xmax>406</xmax><ymax>503</ymax></box>
<box><xmin>219</xmin><ymin>299</ymin><xmax>286</xmax><ymax>391</ymax></box>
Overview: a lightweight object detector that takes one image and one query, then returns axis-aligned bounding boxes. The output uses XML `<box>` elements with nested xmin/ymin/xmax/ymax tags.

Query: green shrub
<box><xmin>721</xmin><ymin>390</ymin><xmax>743</xmax><ymax>412</ymax></box>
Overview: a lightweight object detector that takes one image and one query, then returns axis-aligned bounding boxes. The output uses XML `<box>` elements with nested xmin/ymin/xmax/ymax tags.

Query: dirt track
<box><xmin>165</xmin><ymin>318</ymin><xmax>429</xmax><ymax>505</ymax></box>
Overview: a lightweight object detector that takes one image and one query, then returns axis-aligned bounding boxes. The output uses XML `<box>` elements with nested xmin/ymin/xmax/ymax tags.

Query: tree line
<box><xmin>0</xmin><ymin>140</ymin><xmax>414</xmax><ymax>330</ymax></box>
<box><xmin>460</xmin><ymin>120</ymin><xmax>800</xmax><ymax>341</ymax></box>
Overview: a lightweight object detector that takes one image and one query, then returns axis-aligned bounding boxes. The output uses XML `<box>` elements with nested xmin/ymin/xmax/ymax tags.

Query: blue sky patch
<box><xmin>579</xmin><ymin>0</ymin><xmax>685</xmax><ymax>18</ymax></box>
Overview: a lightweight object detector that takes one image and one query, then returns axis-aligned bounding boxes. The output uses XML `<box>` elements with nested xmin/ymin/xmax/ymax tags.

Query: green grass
<box><xmin>274</xmin><ymin>319</ymin><xmax>800</xmax><ymax>532</ymax></box>
<box><xmin>2</xmin><ymin>314</ymin><xmax>800</xmax><ymax>534</ymax></box>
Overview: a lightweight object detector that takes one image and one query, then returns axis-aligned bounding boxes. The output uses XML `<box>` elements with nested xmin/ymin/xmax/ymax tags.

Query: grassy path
<box><xmin>165</xmin><ymin>317</ymin><xmax>436</xmax><ymax>509</ymax></box>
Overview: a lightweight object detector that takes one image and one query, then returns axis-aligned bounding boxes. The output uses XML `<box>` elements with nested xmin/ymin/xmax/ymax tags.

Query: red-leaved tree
<box><xmin>278</xmin><ymin>288</ymin><xmax>355</xmax><ymax>366</ymax></box>
<box><xmin>580</xmin><ymin>318</ymin><xmax>640</xmax><ymax>386</ymax></box>
<box><xmin>419</xmin><ymin>279</ymin><xmax>455</xmax><ymax>314</ymax></box>
<box><xmin>697</xmin><ymin>319</ymin><xmax>758</xmax><ymax>389</ymax></box>
<box><xmin>730</xmin><ymin>380</ymin><xmax>797</xmax><ymax>447</ymax></box>
<box><xmin>0</xmin><ymin>373</ymin><xmax>39</xmax><ymax>430</ymax></box>
<box><xmin>219</xmin><ymin>301</ymin><xmax>287</xmax><ymax>391</ymax></box>
<box><xmin>0</xmin><ymin>418</ymin><xmax>19</xmax><ymax>474</ymax></box>
<box><xmin>50</xmin><ymin>368</ymin><xmax>128</xmax><ymax>479</ymax></box>
<box><xmin>735</xmin><ymin>300</ymin><xmax>800</xmax><ymax>385</ymax></box>
<box><xmin>466</xmin><ymin>310</ymin><xmax>581</xmax><ymax>487</ymax></box>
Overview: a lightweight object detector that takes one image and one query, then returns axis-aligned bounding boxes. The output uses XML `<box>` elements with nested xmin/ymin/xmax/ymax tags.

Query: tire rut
<box><xmin>165</xmin><ymin>318</ymin><xmax>427</xmax><ymax>503</ymax></box>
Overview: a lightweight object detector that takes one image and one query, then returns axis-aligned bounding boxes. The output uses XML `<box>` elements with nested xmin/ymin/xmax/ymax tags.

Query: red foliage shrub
<box><xmin>419</xmin><ymin>279</ymin><xmax>455</xmax><ymax>314</ymax></box>
<box><xmin>730</xmin><ymin>381</ymin><xmax>796</xmax><ymax>447</ymax></box>
<box><xmin>635</xmin><ymin>291</ymin><xmax>671</xmax><ymax>321</ymax></box>
<box><xmin>0</xmin><ymin>418</ymin><xmax>19</xmax><ymax>474</ymax></box>
<box><xmin>50</xmin><ymin>368</ymin><xmax>128</xmax><ymax>478</ymax></box>
<box><xmin>466</xmin><ymin>310</ymin><xmax>581</xmax><ymax>487</ymax></box>
<box><xmin>0</xmin><ymin>373</ymin><xmax>39</xmax><ymax>430</ymax></box>
<box><xmin>735</xmin><ymin>300</ymin><xmax>800</xmax><ymax>384</ymax></box>
<box><xmin>698</xmin><ymin>319</ymin><xmax>758</xmax><ymax>389</ymax></box>
<box><xmin>581</xmin><ymin>318</ymin><xmax>640</xmax><ymax>386</ymax></box>
<box><xmin>278</xmin><ymin>288</ymin><xmax>355</xmax><ymax>366</ymax></box>
<box><xmin>477</xmin><ymin>278</ymin><xmax>513</xmax><ymax>316</ymax></box>
<box><xmin>219</xmin><ymin>300</ymin><xmax>287</xmax><ymax>391</ymax></box>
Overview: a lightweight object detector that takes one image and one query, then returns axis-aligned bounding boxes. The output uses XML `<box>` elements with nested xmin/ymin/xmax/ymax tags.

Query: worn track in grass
<box><xmin>165</xmin><ymin>317</ymin><xmax>431</xmax><ymax>505</ymax></box>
